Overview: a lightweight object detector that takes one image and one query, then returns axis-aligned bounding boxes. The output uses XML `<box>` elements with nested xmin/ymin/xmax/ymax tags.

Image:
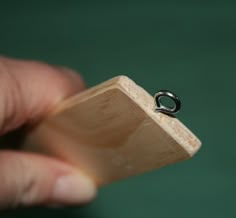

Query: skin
<box><xmin>0</xmin><ymin>56</ymin><xmax>96</xmax><ymax>209</ymax></box>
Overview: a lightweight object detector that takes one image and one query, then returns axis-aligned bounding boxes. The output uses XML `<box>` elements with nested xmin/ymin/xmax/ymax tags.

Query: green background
<box><xmin>1</xmin><ymin>0</ymin><xmax>235</xmax><ymax>217</ymax></box>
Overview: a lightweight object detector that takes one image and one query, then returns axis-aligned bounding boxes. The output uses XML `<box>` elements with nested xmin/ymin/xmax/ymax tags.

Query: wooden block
<box><xmin>22</xmin><ymin>76</ymin><xmax>201</xmax><ymax>186</ymax></box>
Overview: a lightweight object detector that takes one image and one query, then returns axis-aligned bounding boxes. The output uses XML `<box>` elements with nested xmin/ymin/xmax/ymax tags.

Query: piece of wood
<box><xmin>22</xmin><ymin>76</ymin><xmax>201</xmax><ymax>186</ymax></box>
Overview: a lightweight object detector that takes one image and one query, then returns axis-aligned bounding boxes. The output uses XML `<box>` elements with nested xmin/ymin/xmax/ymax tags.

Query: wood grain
<box><xmin>22</xmin><ymin>76</ymin><xmax>201</xmax><ymax>186</ymax></box>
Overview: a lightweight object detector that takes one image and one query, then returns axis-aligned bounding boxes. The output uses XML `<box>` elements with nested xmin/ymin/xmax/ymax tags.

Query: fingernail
<box><xmin>60</xmin><ymin>67</ymin><xmax>86</xmax><ymax>90</ymax></box>
<box><xmin>52</xmin><ymin>173</ymin><xmax>96</xmax><ymax>205</ymax></box>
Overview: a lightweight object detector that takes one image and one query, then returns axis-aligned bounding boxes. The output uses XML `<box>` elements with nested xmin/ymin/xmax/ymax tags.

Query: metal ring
<box><xmin>154</xmin><ymin>90</ymin><xmax>181</xmax><ymax>115</ymax></box>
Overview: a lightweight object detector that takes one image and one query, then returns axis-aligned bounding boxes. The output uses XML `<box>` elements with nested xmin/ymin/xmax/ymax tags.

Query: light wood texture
<box><xmin>22</xmin><ymin>76</ymin><xmax>201</xmax><ymax>186</ymax></box>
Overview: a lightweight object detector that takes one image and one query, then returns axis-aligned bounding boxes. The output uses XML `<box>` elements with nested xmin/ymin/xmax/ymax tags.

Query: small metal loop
<box><xmin>154</xmin><ymin>90</ymin><xmax>181</xmax><ymax>115</ymax></box>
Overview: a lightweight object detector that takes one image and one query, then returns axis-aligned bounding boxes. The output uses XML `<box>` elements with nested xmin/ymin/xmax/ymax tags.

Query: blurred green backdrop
<box><xmin>1</xmin><ymin>0</ymin><xmax>235</xmax><ymax>217</ymax></box>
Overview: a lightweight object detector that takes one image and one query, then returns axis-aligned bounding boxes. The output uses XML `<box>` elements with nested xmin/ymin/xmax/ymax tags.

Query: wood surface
<box><xmin>22</xmin><ymin>76</ymin><xmax>201</xmax><ymax>186</ymax></box>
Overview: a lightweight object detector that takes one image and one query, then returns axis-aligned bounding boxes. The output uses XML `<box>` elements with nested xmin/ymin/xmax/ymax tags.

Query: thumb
<box><xmin>0</xmin><ymin>151</ymin><xmax>96</xmax><ymax>208</ymax></box>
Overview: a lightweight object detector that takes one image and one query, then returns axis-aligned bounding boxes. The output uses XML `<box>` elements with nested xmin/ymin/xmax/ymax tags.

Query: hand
<box><xmin>0</xmin><ymin>56</ymin><xmax>96</xmax><ymax>209</ymax></box>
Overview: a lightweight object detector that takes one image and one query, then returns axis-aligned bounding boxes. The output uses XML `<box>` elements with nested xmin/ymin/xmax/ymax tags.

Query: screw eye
<box><xmin>154</xmin><ymin>90</ymin><xmax>181</xmax><ymax>115</ymax></box>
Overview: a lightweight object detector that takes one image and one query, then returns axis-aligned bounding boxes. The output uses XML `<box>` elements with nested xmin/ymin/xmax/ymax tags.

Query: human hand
<box><xmin>0</xmin><ymin>56</ymin><xmax>96</xmax><ymax>209</ymax></box>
